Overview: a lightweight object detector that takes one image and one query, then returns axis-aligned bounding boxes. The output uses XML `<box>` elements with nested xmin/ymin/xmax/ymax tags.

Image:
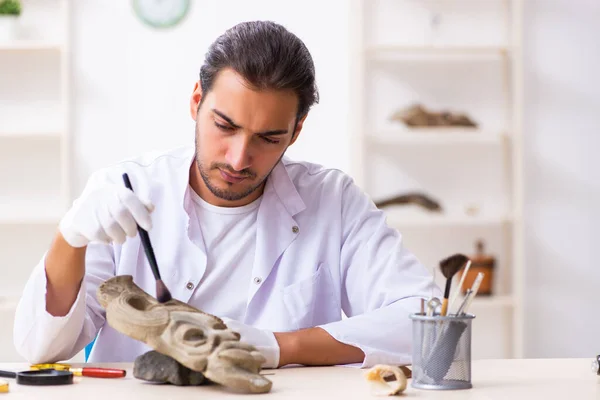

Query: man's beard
<box><xmin>197</xmin><ymin>160</ymin><xmax>264</xmax><ymax>201</ymax></box>
<box><xmin>194</xmin><ymin>135</ymin><xmax>281</xmax><ymax>202</ymax></box>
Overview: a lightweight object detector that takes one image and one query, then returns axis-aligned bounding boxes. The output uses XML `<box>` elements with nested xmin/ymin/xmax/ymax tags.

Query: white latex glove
<box><xmin>59</xmin><ymin>183</ymin><xmax>154</xmax><ymax>248</ymax></box>
<box><xmin>221</xmin><ymin>317</ymin><xmax>280</xmax><ymax>369</ymax></box>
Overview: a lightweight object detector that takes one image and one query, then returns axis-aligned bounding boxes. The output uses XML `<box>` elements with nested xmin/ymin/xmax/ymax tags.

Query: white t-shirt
<box><xmin>188</xmin><ymin>187</ymin><xmax>261</xmax><ymax>320</ymax></box>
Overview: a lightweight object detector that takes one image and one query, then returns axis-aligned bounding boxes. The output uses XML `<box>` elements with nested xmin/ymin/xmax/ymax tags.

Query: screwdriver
<box><xmin>30</xmin><ymin>363</ymin><xmax>126</xmax><ymax>378</ymax></box>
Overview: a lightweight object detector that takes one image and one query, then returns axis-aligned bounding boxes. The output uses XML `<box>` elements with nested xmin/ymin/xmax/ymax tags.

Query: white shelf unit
<box><xmin>384</xmin><ymin>209</ymin><xmax>511</xmax><ymax>228</ymax></box>
<box><xmin>0</xmin><ymin>130</ymin><xmax>63</xmax><ymax>138</ymax></box>
<box><xmin>0</xmin><ymin>40</ymin><xmax>63</xmax><ymax>51</ymax></box>
<box><xmin>349</xmin><ymin>0</ymin><xmax>524</xmax><ymax>359</ymax></box>
<box><xmin>0</xmin><ymin>0</ymin><xmax>71</xmax><ymax>361</ymax></box>
<box><xmin>366</xmin><ymin>45</ymin><xmax>510</xmax><ymax>61</ymax></box>
<box><xmin>368</xmin><ymin>127</ymin><xmax>508</xmax><ymax>145</ymax></box>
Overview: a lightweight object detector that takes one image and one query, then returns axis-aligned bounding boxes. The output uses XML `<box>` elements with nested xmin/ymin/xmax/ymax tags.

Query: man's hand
<box><xmin>45</xmin><ymin>180</ymin><xmax>155</xmax><ymax>317</ymax></box>
<box><xmin>220</xmin><ymin>318</ymin><xmax>280</xmax><ymax>369</ymax></box>
<box><xmin>221</xmin><ymin>318</ymin><xmax>365</xmax><ymax>368</ymax></box>
<box><xmin>59</xmin><ymin>183</ymin><xmax>154</xmax><ymax>248</ymax></box>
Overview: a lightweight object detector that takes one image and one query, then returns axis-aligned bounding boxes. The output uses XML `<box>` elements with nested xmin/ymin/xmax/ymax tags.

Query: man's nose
<box><xmin>225</xmin><ymin>136</ymin><xmax>252</xmax><ymax>172</ymax></box>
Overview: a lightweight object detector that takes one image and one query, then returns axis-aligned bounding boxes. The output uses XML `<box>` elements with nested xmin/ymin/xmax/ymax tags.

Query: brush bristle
<box><xmin>156</xmin><ymin>280</ymin><xmax>172</xmax><ymax>303</ymax></box>
<box><xmin>440</xmin><ymin>253</ymin><xmax>470</xmax><ymax>279</ymax></box>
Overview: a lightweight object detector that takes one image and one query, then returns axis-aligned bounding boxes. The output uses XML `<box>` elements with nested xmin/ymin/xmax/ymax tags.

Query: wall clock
<box><xmin>132</xmin><ymin>0</ymin><xmax>191</xmax><ymax>29</ymax></box>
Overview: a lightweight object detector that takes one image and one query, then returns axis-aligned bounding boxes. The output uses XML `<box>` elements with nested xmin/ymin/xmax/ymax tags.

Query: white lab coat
<box><xmin>13</xmin><ymin>145</ymin><xmax>440</xmax><ymax>367</ymax></box>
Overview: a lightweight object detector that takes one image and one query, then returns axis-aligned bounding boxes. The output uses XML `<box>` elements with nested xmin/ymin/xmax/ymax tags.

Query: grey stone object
<box><xmin>133</xmin><ymin>350</ymin><xmax>208</xmax><ymax>386</ymax></box>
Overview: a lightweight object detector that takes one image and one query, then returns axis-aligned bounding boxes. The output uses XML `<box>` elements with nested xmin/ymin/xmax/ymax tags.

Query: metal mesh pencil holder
<box><xmin>409</xmin><ymin>313</ymin><xmax>475</xmax><ymax>390</ymax></box>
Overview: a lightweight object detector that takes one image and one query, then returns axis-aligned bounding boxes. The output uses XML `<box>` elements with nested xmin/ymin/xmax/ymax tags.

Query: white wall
<box><xmin>68</xmin><ymin>0</ymin><xmax>598</xmax><ymax>359</ymax></box>
<box><xmin>71</xmin><ymin>0</ymin><xmax>351</xmax><ymax>195</ymax></box>
<box><xmin>522</xmin><ymin>0</ymin><xmax>600</xmax><ymax>358</ymax></box>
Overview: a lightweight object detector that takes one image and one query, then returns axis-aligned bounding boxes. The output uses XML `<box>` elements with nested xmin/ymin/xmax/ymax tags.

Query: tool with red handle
<box><xmin>68</xmin><ymin>367</ymin><xmax>126</xmax><ymax>378</ymax></box>
<box><xmin>30</xmin><ymin>364</ymin><xmax>126</xmax><ymax>378</ymax></box>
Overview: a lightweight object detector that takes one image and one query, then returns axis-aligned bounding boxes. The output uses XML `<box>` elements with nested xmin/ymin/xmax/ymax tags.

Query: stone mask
<box><xmin>97</xmin><ymin>275</ymin><xmax>272</xmax><ymax>393</ymax></box>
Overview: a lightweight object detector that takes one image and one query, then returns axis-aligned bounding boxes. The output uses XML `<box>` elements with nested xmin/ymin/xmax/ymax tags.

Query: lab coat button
<box><xmin>186</xmin><ymin>281</ymin><xmax>194</xmax><ymax>290</ymax></box>
<box><xmin>292</xmin><ymin>226</ymin><xmax>299</xmax><ymax>234</ymax></box>
<box><xmin>253</xmin><ymin>277</ymin><xmax>262</xmax><ymax>284</ymax></box>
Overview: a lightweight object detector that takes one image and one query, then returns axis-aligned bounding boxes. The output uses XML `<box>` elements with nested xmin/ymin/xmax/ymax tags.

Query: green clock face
<box><xmin>132</xmin><ymin>0</ymin><xmax>191</xmax><ymax>29</ymax></box>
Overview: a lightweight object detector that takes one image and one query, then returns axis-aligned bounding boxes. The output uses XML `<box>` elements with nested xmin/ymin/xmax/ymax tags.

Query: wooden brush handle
<box><xmin>441</xmin><ymin>298</ymin><xmax>449</xmax><ymax>316</ymax></box>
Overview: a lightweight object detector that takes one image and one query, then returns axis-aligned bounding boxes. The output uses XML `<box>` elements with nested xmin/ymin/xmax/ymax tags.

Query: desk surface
<box><xmin>0</xmin><ymin>359</ymin><xmax>597</xmax><ymax>399</ymax></box>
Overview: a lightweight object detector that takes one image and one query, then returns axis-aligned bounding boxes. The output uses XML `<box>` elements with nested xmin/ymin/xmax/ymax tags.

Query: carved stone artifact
<box><xmin>390</xmin><ymin>103</ymin><xmax>477</xmax><ymax>128</ymax></box>
<box><xmin>97</xmin><ymin>275</ymin><xmax>272</xmax><ymax>393</ymax></box>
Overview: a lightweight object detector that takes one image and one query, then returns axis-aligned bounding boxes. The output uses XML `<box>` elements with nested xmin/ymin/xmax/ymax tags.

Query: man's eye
<box><xmin>261</xmin><ymin>136</ymin><xmax>279</xmax><ymax>144</ymax></box>
<box><xmin>215</xmin><ymin>122</ymin><xmax>234</xmax><ymax>131</ymax></box>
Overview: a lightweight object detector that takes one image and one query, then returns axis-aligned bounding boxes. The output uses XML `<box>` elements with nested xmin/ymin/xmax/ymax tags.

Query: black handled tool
<box><xmin>122</xmin><ymin>173</ymin><xmax>172</xmax><ymax>303</ymax></box>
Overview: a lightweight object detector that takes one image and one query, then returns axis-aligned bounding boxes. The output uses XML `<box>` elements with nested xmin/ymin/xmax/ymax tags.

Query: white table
<box><xmin>0</xmin><ymin>359</ymin><xmax>597</xmax><ymax>399</ymax></box>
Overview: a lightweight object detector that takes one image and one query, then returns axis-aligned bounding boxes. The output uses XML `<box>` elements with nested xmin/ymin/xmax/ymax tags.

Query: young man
<box><xmin>13</xmin><ymin>21</ymin><xmax>439</xmax><ymax>369</ymax></box>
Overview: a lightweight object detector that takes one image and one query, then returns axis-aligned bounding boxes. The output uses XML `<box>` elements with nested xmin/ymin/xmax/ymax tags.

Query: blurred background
<box><xmin>0</xmin><ymin>0</ymin><xmax>597</xmax><ymax>362</ymax></box>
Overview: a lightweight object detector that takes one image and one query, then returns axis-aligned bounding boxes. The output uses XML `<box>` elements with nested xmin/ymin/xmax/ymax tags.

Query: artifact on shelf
<box><xmin>390</xmin><ymin>103</ymin><xmax>478</xmax><ymax>128</ymax></box>
<box><xmin>374</xmin><ymin>192</ymin><xmax>442</xmax><ymax>212</ymax></box>
<box><xmin>97</xmin><ymin>275</ymin><xmax>272</xmax><ymax>394</ymax></box>
<box><xmin>458</xmin><ymin>240</ymin><xmax>495</xmax><ymax>296</ymax></box>
<box><xmin>464</xmin><ymin>204</ymin><xmax>480</xmax><ymax>216</ymax></box>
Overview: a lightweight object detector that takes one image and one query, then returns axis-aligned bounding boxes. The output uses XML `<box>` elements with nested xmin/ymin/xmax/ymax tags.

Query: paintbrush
<box><xmin>439</xmin><ymin>253</ymin><xmax>469</xmax><ymax>316</ymax></box>
<box><xmin>122</xmin><ymin>173</ymin><xmax>172</xmax><ymax>303</ymax></box>
<box><xmin>458</xmin><ymin>272</ymin><xmax>484</xmax><ymax>316</ymax></box>
<box><xmin>448</xmin><ymin>259</ymin><xmax>472</xmax><ymax>313</ymax></box>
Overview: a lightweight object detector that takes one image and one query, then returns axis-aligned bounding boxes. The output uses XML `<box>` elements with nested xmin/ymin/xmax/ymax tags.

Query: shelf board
<box><xmin>424</xmin><ymin>295</ymin><xmax>514</xmax><ymax>317</ymax></box>
<box><xmin>0</xmin><ymin>130</ymin><xmax>62</xmax><ymax>139</ymax></box>
<box><xmin>383</xmin><ymin>210</ymin><xmax>511</xmax><ymax>228</ymax></box>
<box><xmin>366</xmin><ymin>45</ymin><xmax>509</xmax><ymax>61</ymax></box>
<box><xmin>465</xmin><ymin>294</ymin><xmax>514</xmax><ymax>310</ymax></box>
<box><xmin>0</xmin><ymin>204</ymin><xmax>63</xmax><ymax>224</ymax></box>
<box><xmin>0</xmin><ymin>296</ymin><xmax>20</xmax><ymax>311</ymax></box>
<box><xmin>368</xmin><ymin>128</ymin><xmax>507</xmax><ymax>145</ymax></box>
<box><xmin>0</xmin><ymin>40</ymin><xmax>63</xmax><ymax>52</ymax></box>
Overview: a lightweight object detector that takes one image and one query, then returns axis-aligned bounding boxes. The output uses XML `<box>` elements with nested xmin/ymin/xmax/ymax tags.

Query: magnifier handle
<box><xmin>76</xmin><ymin>368</ymin><xmax>126</xmax><ymax>378</ymax></box>
<box><xmin>0</xmin><ymin>371</ymin><xmax>16</xmax><ymax>379</ymax></box>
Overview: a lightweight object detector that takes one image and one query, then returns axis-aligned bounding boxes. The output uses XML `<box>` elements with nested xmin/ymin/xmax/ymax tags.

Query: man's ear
<box><xmin>190</xmin><ymin>81</ymin><xmax>203</xmax><ymax>120</ymax></box>
<box><xmin>289</xmin><ymin>114</ymin><xmax>308</xmax><ymax>146</ymax></box>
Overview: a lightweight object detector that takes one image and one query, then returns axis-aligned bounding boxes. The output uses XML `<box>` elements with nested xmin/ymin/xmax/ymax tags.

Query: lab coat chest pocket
<box><xmin>282</xmin><ymin>263</ymin><xmax>338</xmax><ymax>330</ymax></box>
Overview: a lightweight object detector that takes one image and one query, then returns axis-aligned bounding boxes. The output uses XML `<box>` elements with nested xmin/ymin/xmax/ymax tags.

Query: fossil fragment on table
<box><xmin>364</xmin><ymin>364</ymin><xmax>408</xmax><ymax>396</ymax></box>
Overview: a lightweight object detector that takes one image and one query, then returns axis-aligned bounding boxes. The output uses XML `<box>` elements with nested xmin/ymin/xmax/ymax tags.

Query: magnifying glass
<box><xmin>0</xmin><ymin>368</ymin><xmax>73</xmax><ymax>385</ymax></box>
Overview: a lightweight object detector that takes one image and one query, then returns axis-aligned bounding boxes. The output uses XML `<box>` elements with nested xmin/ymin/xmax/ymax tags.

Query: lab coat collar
<box><xmin>175</xmin><ymin>146</ymin><xmax>306</xmax><ymax>220</ymax></box>
<box><xmin>262</xmin><ymin>156</ymin><xmax>306</xmax><ymax>217</ymax></box>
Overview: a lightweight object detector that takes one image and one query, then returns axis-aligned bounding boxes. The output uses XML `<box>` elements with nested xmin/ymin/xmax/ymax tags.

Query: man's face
<box><xmin>189</xmin><ymin>68</ymin><xmax>305</xmax><ymax>207</ymax></box>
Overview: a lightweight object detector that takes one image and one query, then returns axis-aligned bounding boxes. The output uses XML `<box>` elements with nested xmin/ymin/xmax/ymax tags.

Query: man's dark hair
<box><xmin>199</xmin><ymin>20</ymin><xmax>319</xmax><ymax>121</ymax></box>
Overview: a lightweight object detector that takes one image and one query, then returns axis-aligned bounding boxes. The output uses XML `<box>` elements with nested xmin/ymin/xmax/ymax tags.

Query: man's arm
<box><xmin>275</xmin><ymin>327</ymin><xmax>364</xmax><ymax>367</ymax></box>
<box><xmin>44</xmin><ymin>232</ymin><xmax>87</xmax><ymax>317</ymax></box>
<box><xmin>312</xmin><ymin>176</ymin><xmax>441</xmax><ymax>368</ymax></box>
<box><xmin>13</xmin><ymin>168</ymin><xmax>150</xmax><ymax>364</ymax></box>
<box><xmin>13</xmin><ymin>240</ymin><xmax>112</xmax><ymax>364</ymax></box>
